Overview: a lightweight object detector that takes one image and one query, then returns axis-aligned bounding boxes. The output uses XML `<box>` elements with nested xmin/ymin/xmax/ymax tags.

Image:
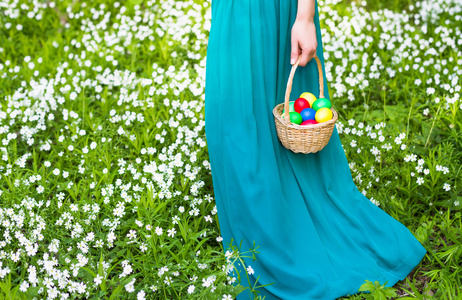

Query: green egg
<box><xmin>289</xmin><ymin>112</ymin><xmax>303</xmax><ymax>125</ymax></box>
<box><xmin>312</xmin><ymin>98</ymin><xmax>332</xmax><ymax>111</ymax></box>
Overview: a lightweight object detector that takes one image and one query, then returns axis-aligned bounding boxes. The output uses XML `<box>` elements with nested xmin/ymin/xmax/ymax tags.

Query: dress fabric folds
<box><xmin>204</xmin><ymin>0</ymin><xmax>427</xmax><ymax>299</ymax></box>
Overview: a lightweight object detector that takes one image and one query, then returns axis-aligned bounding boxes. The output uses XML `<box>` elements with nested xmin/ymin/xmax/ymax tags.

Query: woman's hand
<box><xmin>290</xmin><ymin>18</ymin><xmax>317</xmax><ymax>67</ymax></box>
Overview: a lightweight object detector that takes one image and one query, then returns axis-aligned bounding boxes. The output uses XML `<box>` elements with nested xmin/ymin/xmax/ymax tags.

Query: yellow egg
<box><xmin>300</xmin><ymin>92</ymin><xmax>317</xmax><ymax>107</ymax></box>
<box><xmin>315</xmin><ymin>107</ymin><xmax>333</xmax><ymax>123</ymax></box>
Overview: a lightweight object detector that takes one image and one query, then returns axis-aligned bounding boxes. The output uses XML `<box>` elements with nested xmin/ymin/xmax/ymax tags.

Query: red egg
<box><xmin>300</xmin><ymin>119</ymin><xmax>319</xmax><ymax>125</ymax></box>
<box><xmin>294</xmin><ymin>98</ymin><xmax>310</xmax><ymax>113</ymax></box>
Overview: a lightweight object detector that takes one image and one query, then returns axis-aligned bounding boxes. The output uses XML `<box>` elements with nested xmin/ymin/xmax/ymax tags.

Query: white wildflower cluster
<box><xmin>0</xmin><ymin>0</ymin><xmax>221</xmax><ymax>296</ymax></box>
<box><xmin>369</xmin><ymin>197</ymin><xmax>380</xmax><ymax>207</ymax></box>
<box><xmin>338</xmin><ymin>114</ymin><xmax>455</xmax><ymax>197</ymax></box>
<box><xmin>0</xmin><ymin>0</ymin><xmax>460</xmax><ymax>297</ymax></box>
<box><xmin>402</xmin><ymin>156</ymin><xmax>451</xmax><ymax>189</ymax></box>
<box><xmin>319</xmin><ymin>0</ymin><xmax>462</xmax><ymax>109</ymax></box>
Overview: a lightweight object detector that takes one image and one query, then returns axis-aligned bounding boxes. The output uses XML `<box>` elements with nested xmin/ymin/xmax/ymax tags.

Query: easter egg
<box><xmin>315</xmin><ymin>107</ymin><xmax>333</xmax><ymax>123</ymax></box>
<box><xmin>312</xmin><ymin>98</ymin><xmax>332</xmax><ymax>111</ymax></box>
<box><xmin>289</xmin><ymin>112</ymin><xmax>303</xmax><ymax>124</ymax></box>
<box><xmin>300</xmin><ymin>108</ymin><xmax>317</xmax><ymax>121</ymax></box>
<box><xmin>282</xmin><ymin>101</ymin><xmax>296</xmax><ymax>114</ymax></box>
<box><xmin>300</xmin><ymin>92</ymin><xmax>317</xmax><ymax>107</ymax></box>
<box><xmin>294</xmin><ymin>98</ymin><xmax>310</xmax><ymax>113</ymax></box>
<box><xmin>301</xmin><ymin>119</ymin><xmax>319</xmax><ymax>125</ymax></box>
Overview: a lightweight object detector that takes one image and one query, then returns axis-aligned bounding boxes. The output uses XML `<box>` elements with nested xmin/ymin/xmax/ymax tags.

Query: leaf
<box><xmin>434</xmin><ymin>199</ymin><xmax>455</xmax><ymax>208</ymax></box>
<box><xmin>98</xmin><ymin>254</ymin><xmax>107</xmax><ymax>292</ymax></box>
<box><xmin>116</xmin><ymin>248</ymin><xmax>127</xmax><ymax>257</ymax></box>
<box><xmin>383</xmin><ymin>287</ymin><xmax>397</xmax><ymax>297</ymax></box>
<box><xmin>81</xmin><ymin>267</ymin><xmax>97</xmax><ymax>278</ymax></box>
<box><xmin>414</xmin><ymin>225</ymin><xmax>429</xmax><ymax>243</ymax></box>
<box><xmin>231</xmin><ymin>284</ymin><xmax>247</xmax><ymax>297</ymax></box>
<box><xmin>375</xmin><ymin>290</ymin><xmax>388</xmax><ymax>300</ymax></box>
<box><xmin>384</xmin><ymin>104</ymin><xmax>408</xmax><ymax>122</ymax></box>
<box><xmin>358</xmin><ymin>280</ymin><xmax>375</xmax><ymax>292</ymax></box>
<box><xmin>403</xmin><ymin>277</ymin><xmax>423</xmax><ymax>297</ymax></box>
<box><xmin>108</xmin><ymin>283</ymin><xmax>125</xmax><ymax>300</ymax></box>
<box><xmin>152</xmin><ymin>200</ymin><xmax>168</xmax><ymax>215</ymax></box>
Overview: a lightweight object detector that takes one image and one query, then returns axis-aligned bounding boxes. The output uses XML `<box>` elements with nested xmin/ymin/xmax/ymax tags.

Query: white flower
<box><xmin>417</xmin><ymin>177</ymin><xmax>424</xmax><ymax>185</ymax></box>
<box><xmin>119</xmin><ymin>260</ymin><xmax>133</xmax><ymax>278</ymax></box>
<box><xmin>246</xmin><ymin>265</ymin><xmax>254</xmax><ymax>275</ymax></box>
<box><xmin>442</xmin><ymin>166</ymin><xmax>449</xmax><ymax>174</ymax></box>
<box><xmin>370</xmin><ymin>198</ymin><xmax>380</xmax><ymax>206</ymax></box>
<box><xmin>94</xmin><ymin>274</ymin><xmax>103</xmax><ymax>285</ymax></box>
<box><xmin>158</xmin><ymin>266</ymin><xmax>169</xmax><ymax>277</ymax></box>
<box><xmin>188</xmin><ymin>285</ymin><xmax>195</xmax><ymax>294</ymax></box>
<box><xmin>443</xmin><ymin>183</ymin><xmax>451</xmax><ymax>192</ymax></box>
<box><xmin>370</xmin><ymin>146</ymin><xmax>379</xmax><ymax>155</ymax></box>
<box><xmin>127</xmin><ymin>230</ymin><xmax>137</xmax><ymax>240</ymax></box>
<box><xmin>155</xmin><ymin>226</ymin><xmax>163</xmax><ymax>236</ymax></box>
<box><xmin>19</xmin><ymin>281</ymin><xmax>29</xmax><ymax>292</ymax></box>
<box><xmin>37</xmin><ymin>185</ymin><xmax>45</xmax><ymax>193</ymax></box>
<box><xmin>167</xmin><ymin>228</ymin><xmax>176</xmax><ymax>238</ymax></box>
<box><xmin>137</xmin><ymin>290</ymin><xmax>146</xmax><ymax>300</ymax></box>
<box><xmin>125</xmin><ymin>278</ymin><xmax>136</xmax><ymax>293</ymax></box>
<box><xmin>11</xmin><ymin>252</ymin><xmax>20</xmax><ymax>262</ymax></box>
<box><xmin>164</xmin><ymin>276</ymin><xmax>173</xmax><ymax>286</ymax></box>
<box><xmin>202</xmin><ymin>275</ymin><xmax>216</xmax><ymax>288</ymax></box>
<box><xmin>77</xmin><ymin>241</ymin><xmax>89</xmax><ymax>254</ymax></box>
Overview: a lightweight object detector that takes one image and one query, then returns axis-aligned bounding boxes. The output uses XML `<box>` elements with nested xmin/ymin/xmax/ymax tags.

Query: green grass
<box><xmin>0</xmin><ymin>0</ymin><xmax>461</xmax><ymax>299</ymax></box>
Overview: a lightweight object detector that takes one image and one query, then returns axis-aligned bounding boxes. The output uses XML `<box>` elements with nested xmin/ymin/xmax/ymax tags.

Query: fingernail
<box><xmin>290</xmin><ymin>58</ymin><xmax>295</xmax><ymax>64</ymax></box>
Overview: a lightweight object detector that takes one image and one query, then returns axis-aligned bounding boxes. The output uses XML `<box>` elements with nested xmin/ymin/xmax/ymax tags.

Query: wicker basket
<box><xmin>272</xmin><ymin>54</ymin><xmax>338</xmax><ymax>154</ymax></box>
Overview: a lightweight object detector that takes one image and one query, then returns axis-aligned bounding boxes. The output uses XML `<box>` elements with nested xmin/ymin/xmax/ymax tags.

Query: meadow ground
<box><xmin>0</xmin><ymin>0</ymin><xmax>461</xmax><ymax>299</ymax></box>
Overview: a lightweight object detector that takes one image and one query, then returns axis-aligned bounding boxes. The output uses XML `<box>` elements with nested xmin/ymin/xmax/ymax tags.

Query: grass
<box><xmin>0</xmin><ymin>0</ymin><xmax>461</xmax><ymax>299</ymax></box>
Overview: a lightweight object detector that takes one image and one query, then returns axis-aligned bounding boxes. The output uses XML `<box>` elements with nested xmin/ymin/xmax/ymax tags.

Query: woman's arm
<box><xmin>291</xmin><ymin>0</ymin><xmax>317</xmax><ymax>67</ymax></box>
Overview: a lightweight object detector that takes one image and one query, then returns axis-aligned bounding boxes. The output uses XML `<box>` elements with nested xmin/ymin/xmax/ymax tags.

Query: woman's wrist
<box><xmin>296</xmin><ymin>0</ymin><xmax>315</xmax><ymax>23</ymax></box>
<box><xmin>295</xmin><ymin>13</ymin><xmax>314</xmax><ymax>23</ymax></box>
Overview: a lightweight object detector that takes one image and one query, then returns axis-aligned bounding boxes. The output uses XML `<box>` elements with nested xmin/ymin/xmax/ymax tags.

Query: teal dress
<box><xmin>204</xmin><ymin>0</ymin><xmax>427</xmax><ymax>299</ymax></box>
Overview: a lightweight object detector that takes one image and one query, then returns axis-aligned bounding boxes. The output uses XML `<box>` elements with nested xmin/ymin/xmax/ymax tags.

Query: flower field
<box><xmin>0</xmin><ymin>0</ymin><xmax>461</xmax><ymax>299</ymax></box>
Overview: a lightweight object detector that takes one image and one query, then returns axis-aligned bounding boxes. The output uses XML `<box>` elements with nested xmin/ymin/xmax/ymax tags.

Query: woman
<box><xmin>204</xmin><ymin>0</ymin><xmax>427</xmax><ymax>299</ymax></box>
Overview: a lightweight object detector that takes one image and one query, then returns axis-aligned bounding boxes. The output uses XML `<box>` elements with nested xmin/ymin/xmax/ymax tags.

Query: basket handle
<box><xmin>283</xmin><ymin>54</ymin><xmax>325</xmax><ymax>123</ymax></box>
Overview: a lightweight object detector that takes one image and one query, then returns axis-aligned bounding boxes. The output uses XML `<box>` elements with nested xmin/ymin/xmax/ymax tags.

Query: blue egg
<box><xmin>300</xmin><ymin>108</ymin><xmax>317</xmax><ymax>121</ymax></box>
